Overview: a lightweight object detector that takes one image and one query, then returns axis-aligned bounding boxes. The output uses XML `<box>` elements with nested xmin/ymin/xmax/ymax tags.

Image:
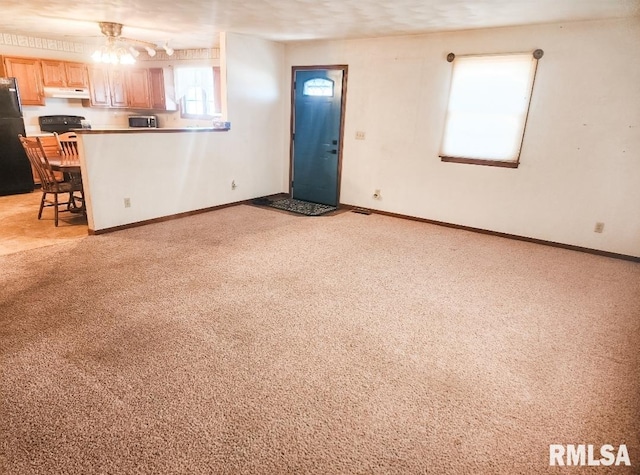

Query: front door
<box><xmin>291</xmin><ymin>66</ymin><xmax>347</xmax><ymax>207</ymax></box>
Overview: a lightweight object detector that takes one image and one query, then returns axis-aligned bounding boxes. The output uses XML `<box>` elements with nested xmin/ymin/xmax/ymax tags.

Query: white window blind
<box><xmin>440</xmin><ymin>53</ymin><xmax>538</xmax><ymax>164</ymax></box>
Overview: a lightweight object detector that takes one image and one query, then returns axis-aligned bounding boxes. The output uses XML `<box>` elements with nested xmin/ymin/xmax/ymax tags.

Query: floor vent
<box><xmin>352</xmin><ymin>208</ymin><xmax>372</xmax><ymax>215</ymax></box>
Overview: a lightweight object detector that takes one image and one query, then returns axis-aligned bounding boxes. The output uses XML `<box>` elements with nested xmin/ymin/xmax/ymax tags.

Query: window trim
<box><xmin>439</xmin><ymin>51</ymin><xmax>542</xmax><ymax>169</ymax></box>
<box><xmin>439</xmin><ymin>156</ymin><xmax>520</xmax><ymax>168</ymax></box>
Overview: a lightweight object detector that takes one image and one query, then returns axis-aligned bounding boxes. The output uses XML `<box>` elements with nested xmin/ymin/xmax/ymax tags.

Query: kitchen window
<box><xmin>440</xmin><ymin>51</ymin><xmax>542</xmax><ymax>168</ymax></box>
<box><xmin>174</xmin><ymin>66</ymin><xmax>221</xmax><ymax>119</ymax></box>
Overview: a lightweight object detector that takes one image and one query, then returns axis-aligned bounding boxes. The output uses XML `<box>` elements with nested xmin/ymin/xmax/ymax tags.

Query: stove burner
<box><xmin>38</xmin><ymin>115</ymin><xmax>85</xmax><ymax>134</ymax></box>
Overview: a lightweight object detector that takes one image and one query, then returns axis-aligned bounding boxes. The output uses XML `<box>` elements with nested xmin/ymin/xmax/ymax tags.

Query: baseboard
<box><xmin>88</xmin><ymin>195</ymin><xmax>285</xmax><ymax>235</ymax></box>
<box><xmin>339</xmin><ymin>204</ymin><xmax>640</xmax><ymax>263</ymax></box>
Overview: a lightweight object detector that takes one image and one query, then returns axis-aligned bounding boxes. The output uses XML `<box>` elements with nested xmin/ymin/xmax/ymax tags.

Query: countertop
<box><xmin>75</xmin><ymin>127</ymin><xmax>230</xmax><ymax>134</ymax></box>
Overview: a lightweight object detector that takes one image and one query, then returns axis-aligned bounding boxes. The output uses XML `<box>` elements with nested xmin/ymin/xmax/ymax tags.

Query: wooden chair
<box><xmin>29</xmin><ymin>135</ymin><xmax>63</xmax><ymax>184</ymax></box>
<box><xmin>18</xmin><ymin>135</ymin><xmax>84</xmax><ymax>227</ymax></box>
<box><xmin>54</xmin><ymin>132</ymin><xmax>84</xmax><ymax>210</ymax></box>
<box><xmin>54</xmin><ymin>132</ymin><xmax>79</xmax><ymax>160</ymax></box>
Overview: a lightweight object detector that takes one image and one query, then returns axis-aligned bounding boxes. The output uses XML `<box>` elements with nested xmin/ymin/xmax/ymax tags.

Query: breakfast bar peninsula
<box><xmin>74</xmin><ymin>126</ymin><xmax>260</xmax><ymax>234</ymax></box>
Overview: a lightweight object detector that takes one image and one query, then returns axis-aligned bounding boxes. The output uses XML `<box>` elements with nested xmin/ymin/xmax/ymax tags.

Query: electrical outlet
<box><xmin>594</xmin><ymin>222</ymin><xmax>605</xmax><ymax>233</ymax></box>
<box><xmin>355</xmin><ymin>131</ymin><xmax>366</xmax><ymax>140</ymax></box>
<box><xmin>373</xmin><ymin>189</ymin><xmax>381</xmax><ymax>200</ymax></box>
<box><xmin>124</xmin><ymin>198</ymin><xmax>131</xmax><ymax>208</ymax></box>
<box><xmin>231</xmin><ymin>180</ymin><xmax>237</xmax><ymax>190</ymax></box>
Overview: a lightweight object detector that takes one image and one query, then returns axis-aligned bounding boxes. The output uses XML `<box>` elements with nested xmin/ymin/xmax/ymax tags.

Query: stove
<box><xmin>39</xmin><ymin>115</ymin><xmax>86</xmax><ymax>134</ymax></box>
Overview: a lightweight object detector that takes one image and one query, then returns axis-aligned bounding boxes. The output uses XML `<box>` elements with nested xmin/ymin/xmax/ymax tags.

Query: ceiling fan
<box><xmin>91</xmin><ymin>21</ymin><xmax>174</xmax><ymax>65</ymax></box>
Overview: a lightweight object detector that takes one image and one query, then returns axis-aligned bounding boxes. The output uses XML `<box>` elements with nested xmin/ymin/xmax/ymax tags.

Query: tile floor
<box><xmin>0</xmin><ymin>190</ymin><xmax>87</xmax><ymax>256</ymax></box>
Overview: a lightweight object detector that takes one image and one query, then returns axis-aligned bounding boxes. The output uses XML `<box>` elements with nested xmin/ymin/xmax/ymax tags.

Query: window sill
<box><xmin>440</xmin><ymin>156</ymin><xmax>519</xmax><ymax>169</ymax></box>
<box><xmin>180</xmin><ymin>114</ymin><xmax>220</xmax><ymax>120</ymax></box>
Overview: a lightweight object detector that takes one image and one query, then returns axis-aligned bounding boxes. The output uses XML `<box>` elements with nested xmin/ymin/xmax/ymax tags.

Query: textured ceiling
<box><xmin>0</xmin><ymin>0</ymin><xmax>638</xmax><ymax>49</ymax></box>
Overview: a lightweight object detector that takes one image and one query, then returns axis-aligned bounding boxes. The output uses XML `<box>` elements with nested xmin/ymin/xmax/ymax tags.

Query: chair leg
<box><xmin>54</xmin><ymin>192</ymin><xmax>59</xmax><ymax>227</ymax></box>
<box><xmin>79</xmin><ymin>190</ymin><xmax>86</xmax><ymax>214</ymax></box>
<box><xmin>38</xmin><ymin>192</ymin><xmax>46</xmax><ymax>219</ymax></box>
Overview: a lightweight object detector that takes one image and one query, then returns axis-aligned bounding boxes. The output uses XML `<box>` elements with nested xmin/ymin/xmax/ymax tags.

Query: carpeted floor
<box><xmin>1</xmin><ymin>204</ymin><xmax>638</xmax><ymax>474</ymax></box>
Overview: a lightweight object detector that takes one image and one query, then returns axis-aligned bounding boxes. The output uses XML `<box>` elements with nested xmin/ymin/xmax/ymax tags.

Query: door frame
<box><xmin>289</xmin><ymin>64</ymin><xmax>348</xmax><ymax>205</ymax></box>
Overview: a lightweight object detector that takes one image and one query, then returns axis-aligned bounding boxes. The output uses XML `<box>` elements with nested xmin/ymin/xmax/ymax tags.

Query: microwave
<box><xmin>128</xmin><ymin>115</ymin><xmax>158</xmax><ymax>128</ymax></box>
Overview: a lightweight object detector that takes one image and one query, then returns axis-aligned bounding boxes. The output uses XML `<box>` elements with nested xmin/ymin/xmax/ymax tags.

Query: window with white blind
<box><xmin>440</xmin><ymin>52</ymin><xmax>541</xmax><ymax>168</ymax></box>
<box><xmin>174</xmin><ymin>66</ymin><xmax>222</xmax><ymax>119</ymax></box>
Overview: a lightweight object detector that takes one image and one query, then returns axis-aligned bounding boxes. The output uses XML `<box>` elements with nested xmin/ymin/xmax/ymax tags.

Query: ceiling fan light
<box><xmin>90</xmin><ymin>22</ymin><xmax>158</xmax><ymax>64</ymax></box>
<box><xmin>120</xmin><ymin>53</ymin><xmax>136</xmax><ymax>65</ymax></box>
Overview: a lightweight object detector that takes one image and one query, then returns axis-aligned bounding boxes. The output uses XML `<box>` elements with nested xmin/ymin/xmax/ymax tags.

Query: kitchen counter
<box><xmin>75</xmin><ymin>127</ymin><xmax>230</xmax><ymax>134</ymax></box>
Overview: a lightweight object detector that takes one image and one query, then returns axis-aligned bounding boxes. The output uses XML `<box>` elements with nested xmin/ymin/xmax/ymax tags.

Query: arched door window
<box><xmin>303</xmin><ymin>78</ymin><xmax>334</xmax><ymax>97</ymax></box>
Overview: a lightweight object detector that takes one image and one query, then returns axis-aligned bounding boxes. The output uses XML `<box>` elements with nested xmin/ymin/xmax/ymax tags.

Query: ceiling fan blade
<box><xmin>119</xmin><ymin>36</ymin><xmax>158</xmax><ymax>49</ymax></box>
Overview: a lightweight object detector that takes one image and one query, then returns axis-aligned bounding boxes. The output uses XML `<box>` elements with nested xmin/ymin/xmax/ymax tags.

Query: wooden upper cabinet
<box><xmin>87</xmin><ymin>65</ymin><xmax>111</xmax><ymax>107</ymax></box>
<box><xmin>0</xmin><ymin>57</ymin><xmax>174</xmax><ymax>111</ymax></box>
<box><xmin>64</xmin><ymin>62</ymin><xmax>89</xmax><ymax>88</ymax></box>
<box><xmin>149</xmin><ymin>68</ymin><xmax>166</xmax><ymax>110</ymax></box>
<box><xmin>87</xmin><ymin>66</ymin><xmax>128</xmax><ymax>108</ymax></box>
<box><xmin>108</xmin><ymin>69</ymin><xmax>128</xmax><ymax>108</ymax></box>
<box><xmin>2</xmin><ymin>56</ymin><xmax>45</xmax><ymax>105</ymax></box>
<box><xmin>86</xmin><ymin>65</ymin><xmax>175</xmax><ymax>110</ymax></box>
<box><xmin>41</xmin><ymin>60</ymin><xmax>88</xmax><ymax>88</ymax></box>
<box><xmin>40</xmin><ymin>60</ymin><xmax>66</xmax><ymax>87</ymax></box>
<box><xmin>149</xmin><ymin>67</ymin><xmax>177</xmax><ymax>111</ymax></box>
<box><xmin>126</xmin><ymin>68</ymin><xmax>151</xmax><ymax>109</ymax></box>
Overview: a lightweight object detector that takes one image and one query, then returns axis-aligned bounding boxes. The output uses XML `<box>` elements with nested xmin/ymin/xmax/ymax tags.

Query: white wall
<box><xmin>80</xmin><ymin>32</ymin><xmax>286</xmax><ymax>231</ymax></box>
<box><xmin>285</xmin><ymin>18</ymin><xmax>640</xmax><ymax>257</ymax></box>
<box><xmin>221</xmin><ymin>32</ymin><xmax>288</xmax><ymax>193</ymax></box>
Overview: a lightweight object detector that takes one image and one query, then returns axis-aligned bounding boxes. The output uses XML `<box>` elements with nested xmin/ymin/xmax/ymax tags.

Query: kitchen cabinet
<box><xmin>87</xmin><ymin>66</ymin><xmax>175</xmax><ymax>111</ymax></box>
<box><xmin>149</xmin><ymin>68</ymin><xmax>177</xmax><ymax>111</ymax></box>
<box><xmin>87</xmin><ymin>66</ymin><xmax>128</xmax><ymax>108</ymax></box>
<box><xmin>87</xmin><ymin>65</ymin><xmax>111</xmax><ymax>107</ymax></box>
<box><xmin>41</xmin><ymin>60</ymin><xmax>89</xmax><ymax>88</ymax></box>
<box><xmin>41</xmin><ymin>60</ymin><xmax>66</xmax><ymax>87</ymax></box>
<box><xmin>1</xmin><ymin>56</ymin><xmax>45</xmax><ymax>105</ymax></box>
<box><xmin>126</xmin><ymin>68</ymin><xmax>151</xmax><ymax>109</ymax></box>
<box><xmin>108</xmin><ymin>69</ymin><xmax>128</xmax><ymax>107</ymax></box>
<box><xmin>65</xmin><ymin>62</ymin><xmax>89</xmax><ymax>88</ymax></box>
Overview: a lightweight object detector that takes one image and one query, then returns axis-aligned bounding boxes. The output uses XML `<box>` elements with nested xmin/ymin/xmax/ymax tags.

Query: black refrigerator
<box><xmin>0</xmin><ymin>77</ymin><xmax>34</xmax><ymax>195</ymax></box>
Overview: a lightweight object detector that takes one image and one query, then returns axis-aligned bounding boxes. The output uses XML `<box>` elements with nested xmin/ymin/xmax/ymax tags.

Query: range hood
<box><xmin>43</xmin><ymin>86</ymin><xmax>90</xmax><ymax>99</ymax></box>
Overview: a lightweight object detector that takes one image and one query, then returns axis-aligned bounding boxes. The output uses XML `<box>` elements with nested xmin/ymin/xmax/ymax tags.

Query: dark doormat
<box><xmin>266</xmin><ymin>198</ymin><xmax>337</xmax><ymax>216</ymax></box>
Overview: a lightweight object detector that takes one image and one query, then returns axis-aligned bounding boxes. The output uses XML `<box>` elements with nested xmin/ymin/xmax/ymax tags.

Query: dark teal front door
<box><xmin>291</xmin><ymin>67</ymin><xmax>346</xmax><ymax>206</ymax></box>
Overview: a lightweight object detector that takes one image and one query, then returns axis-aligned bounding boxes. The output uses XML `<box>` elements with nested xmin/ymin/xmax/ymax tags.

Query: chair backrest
<box><xmin>38</xmin><ymin>135</ymin><xmax>62</xmax><ymax>160</ymax></box>
<box><xmin>18</xmin><ymin>135</ymin><xmax>61</xmax><ymax>192</ymax></box>
<box><xmin>54</xmin><ymin>132</ymin><xmax>79</xmax><ymax>160</ymax></box>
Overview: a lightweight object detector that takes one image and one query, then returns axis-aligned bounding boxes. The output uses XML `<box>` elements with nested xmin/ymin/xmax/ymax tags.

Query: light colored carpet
<box><xmin>0</xmin><ymin>191</ymin><xmax>87</xmax><ymax>256</ymax></box>
<box><xmin>1</xmin><ymin>204</ymin><xmax>638</xmax><ymax>474</ymax></box>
